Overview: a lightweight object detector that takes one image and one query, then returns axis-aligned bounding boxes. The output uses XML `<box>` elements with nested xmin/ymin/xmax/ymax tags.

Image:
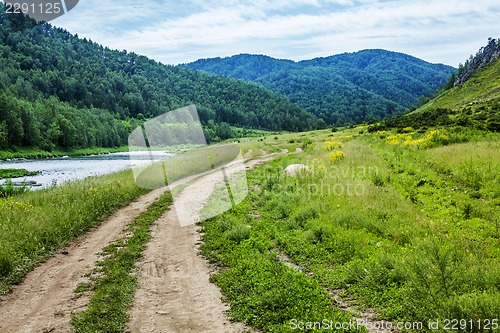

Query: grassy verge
<box><xmin>200</xmin><ymin>126</ymin><xmax>500</xmax><ymax>332</ymax></box>
<box><xmin>71</xmin><ymin>191</ymin><xmax>172</xmax><ymax>333</ymax></box>
<box><xmin>200</xmin><ymin>189</ymin><xmax>364</xmax><ymax>332</ymax></box>
<box><xmin>0</xmin><ymin>169</ymin><xmax>147</xmax><ymax>294</ymax></box>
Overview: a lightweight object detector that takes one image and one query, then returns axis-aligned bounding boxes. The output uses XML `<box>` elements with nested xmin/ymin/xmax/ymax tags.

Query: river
<box><xmin>0</xmin><ymin>151</ymin><xmax>173</xmax><ymax>189</ymax></box>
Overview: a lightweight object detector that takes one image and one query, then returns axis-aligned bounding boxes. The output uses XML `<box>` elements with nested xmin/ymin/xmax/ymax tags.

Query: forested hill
<box><xmin>183</xmin><ymin>51</ymin><xmax>456</xmax><ymax>126</ymax></box>
<box><xmin>0</xmin><ymin>10</ymin><xmax>319</xmax><ymax>151</ymax></box>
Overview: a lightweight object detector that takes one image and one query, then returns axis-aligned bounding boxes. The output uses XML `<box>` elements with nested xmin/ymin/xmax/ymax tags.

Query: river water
<box><xmin>0</xmin><ymin>151</ymin><xmax>173</xmax><ymax>189</ymax></box>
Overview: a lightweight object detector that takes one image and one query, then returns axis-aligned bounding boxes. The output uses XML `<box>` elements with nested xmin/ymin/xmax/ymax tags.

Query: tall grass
<box><xmin>200</xmin><ymin>127</ymin><xmax>500</xmax><ymax>332</ymax></box>
<box><xmin>0</xmin><ymin>170</ymin><xmax>147</xmax><ymax>294</ymax></box>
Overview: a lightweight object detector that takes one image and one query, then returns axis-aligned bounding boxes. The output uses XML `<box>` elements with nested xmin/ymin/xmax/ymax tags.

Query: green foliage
<box><xmin>200</xmin><ymin>208</ymin><xmax>361</xmax><ymax>332</ymax></box>
<box><xmin>0</xmin><ymin>146</ymin><xmax>129</xmax><ymax>161</ymax></box>
<box><xmin>387</xmin><ymin>48</ymin><xmax>500</xmax><ymax>133</ymax></box>
<box><xmin>0</xmin><ymin>90</ymin><xmax>131</xmax><ymax>150</ymax></box>
<box><xmin>201</xmin><ymin>128</ymin><xmax>500</xmax><ymax>332</ymax></box>
<box><xmin>0</xmin><ymin>180</ymin><xmax>29</xmax><ymax>197</ymax></box>
<box><xmin>0</xmin><ymin>168</ymin><xmax>39</xmax><ymax>179</ymax></box>
<box><xmin>184</xmin><ymin>51</ymin><xmax>456</xmax><ymax>126</ymax></box>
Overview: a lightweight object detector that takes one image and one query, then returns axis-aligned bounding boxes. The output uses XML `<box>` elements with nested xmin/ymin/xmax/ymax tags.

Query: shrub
<box><xmin>225</xmin><ymin>225</ymin><xmax>251</xmax><ymax>243</ymax></box>
<box><xmin>329</xmin><ymin>150</ymin><xmax>345</xmax><ymax>162</ymax></box>
<box><xmin>324</xmin><ymin>140</ymin><xmax>343</xmax><ymax>151</ymax></box>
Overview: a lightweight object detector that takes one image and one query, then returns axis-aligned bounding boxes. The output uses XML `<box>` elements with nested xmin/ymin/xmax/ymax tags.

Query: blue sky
<box><xmin>52</xmin><ymin>0</ymin><xmax>500</xmax><ymax>66</ymax></box>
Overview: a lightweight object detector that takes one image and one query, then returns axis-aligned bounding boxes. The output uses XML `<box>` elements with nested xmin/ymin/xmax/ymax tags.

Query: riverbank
<box><xmin>0</xmin><ymin>144</ymin><xmax>215</xmax><ymax>161</ymax></box>
<box><xmin>0</xmin><ymin>147</ymin><xmax>131</xmax><ymax>161</ymax></box>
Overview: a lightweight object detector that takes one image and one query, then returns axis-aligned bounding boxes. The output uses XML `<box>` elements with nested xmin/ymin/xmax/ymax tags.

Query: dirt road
<box><xmin>126</xmin><ymin>154</ymin><xmax>280</xmax><ymax>333</ymax></box>
<box><xmin>0</xmin><ymin>186</ymin><xmax>168</xmax><ymax>333</ymax></box>
<box><xmin>0</xmin><ymin>152</ymin><xmax>275</xmax><ymax>333</ymax></box>
<box><xmin>127</xmin><ymin>162</ymin><xmax>248</xmax><ymax>333</ymax></box>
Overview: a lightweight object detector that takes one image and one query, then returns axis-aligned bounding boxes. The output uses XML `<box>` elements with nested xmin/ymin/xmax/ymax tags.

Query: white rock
<box><xmin>283</xmin><ymin>164</ymin><xmax>309</xmax><ymax>176</ymax></box>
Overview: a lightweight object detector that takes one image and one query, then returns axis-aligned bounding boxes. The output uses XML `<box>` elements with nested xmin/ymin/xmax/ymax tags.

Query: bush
<box><xmin>0</xmin><ymin>181</ymin><xmax>29</xmax><ymax>197</ymax></box>
<box><xmin>225</xmin><ymin>224</ymin><xmax>250</xmax><ymax>243</ymax></box>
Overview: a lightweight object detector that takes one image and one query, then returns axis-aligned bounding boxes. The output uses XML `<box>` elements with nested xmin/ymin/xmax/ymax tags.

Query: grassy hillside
<box><xmin>371</xmin><ymin>56</ymin><xmax>500</xmax><ymax>133</ymax></box>
<box><xmin>421</xmin><ymin>57</ymin><xmax>500</xmax><ymax>111</ymax></box>
<box><xmin>183</xmin><ymin>51</ymin><xmax>456</xmax><ymax>126</ymax></box>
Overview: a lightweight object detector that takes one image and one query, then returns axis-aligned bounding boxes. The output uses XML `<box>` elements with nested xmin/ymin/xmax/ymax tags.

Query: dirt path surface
<box><xmin>0</xmin><ymin>151</ymin><xmax>279</xmax><ymax>333</ymax></box>
<box><xmin>0</xmin><ymin>186</ymin><xmax>168</xmax><ymax>333</ymax></box>
<box><xmin>126</xmin><ymin>155</ymin><xmax>276</xmax><ymax>333</ymax></box>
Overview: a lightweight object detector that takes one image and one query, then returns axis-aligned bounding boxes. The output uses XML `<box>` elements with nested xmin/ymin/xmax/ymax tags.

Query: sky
<box><xmin>51</xmin><ymin>0</ymin><xmax>500</xmax><ymax>67</ymax></box>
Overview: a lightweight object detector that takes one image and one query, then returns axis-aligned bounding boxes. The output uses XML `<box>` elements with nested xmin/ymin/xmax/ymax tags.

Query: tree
<box><xmin>0</xmin><ymin>121</ymin><xmax>8</xmax><ymax>148</ymax></box>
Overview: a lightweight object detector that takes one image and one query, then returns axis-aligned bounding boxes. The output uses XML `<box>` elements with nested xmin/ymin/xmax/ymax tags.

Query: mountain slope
<box><xmin>0</xmin><ymin>9</ymin><xmax>319</xmax><ymax>151</ymax></box>
<box><xmin>377</xmin><ymin>39</ymin><xmax>500</xmax><ymax>132</ymax></box>
<box><xmin>422</xmin><ymin>57</ymin><xmax>500</xmax><ymax>112</ymax></box>
<box><xmin>183</xmin><ymin>51</ymin><xmax>455</xmax><ymax>126</ymax></box>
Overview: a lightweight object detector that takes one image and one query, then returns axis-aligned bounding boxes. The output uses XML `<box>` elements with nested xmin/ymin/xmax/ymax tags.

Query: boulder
<box><xmin>283</xmin><ymin>164</ymin><xmax>309</xmax><ymax>176</ymax></box>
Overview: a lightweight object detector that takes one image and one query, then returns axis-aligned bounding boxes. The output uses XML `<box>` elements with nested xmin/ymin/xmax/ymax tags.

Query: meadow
<box><xmin>0</xmin><ymin>123</ymin><xmax>498</xmax><ymax>332</ymax></box>
<box><xmin>200</xmin><ymin>126</ymin><xmax>500</xmax><ymax>332</ymax></box>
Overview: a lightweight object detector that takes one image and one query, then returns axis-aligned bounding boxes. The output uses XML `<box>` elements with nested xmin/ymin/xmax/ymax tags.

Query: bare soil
<box><xmin>126</xmin><ymin>155</ymin><xmax>277</xmax><ymax>333</ymax></box>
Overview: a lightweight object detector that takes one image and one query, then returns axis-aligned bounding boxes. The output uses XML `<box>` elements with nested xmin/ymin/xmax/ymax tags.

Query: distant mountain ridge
<box><xmin>183</xmin><ymin>50</ymin><xmax>456</xmax><ymax>126</ymax></box>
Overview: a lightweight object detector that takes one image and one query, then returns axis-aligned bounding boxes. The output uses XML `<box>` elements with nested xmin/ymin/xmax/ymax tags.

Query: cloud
<box><xmin>53</xmin><ymin>0</ymin><xmax>500</xmax><ymax>66</ymax></box>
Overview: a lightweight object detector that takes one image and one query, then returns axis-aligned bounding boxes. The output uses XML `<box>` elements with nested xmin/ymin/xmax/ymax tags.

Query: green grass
<box><xmin>421</xmin><ymin>59</ymin><xmax>500</xmax><ymax>112</ymax></box>
<box><xmin>0</xmin><ymin>170</ymin><xmax>147</xmax><ymax>294</ymax></box>
<box><xmin>375</xmin><ymin>59</ymin><xmax>500</xmax><ymax>133</ymax></box>
<box><xmin>71</xmin><ymin>191</ymin><xmax>172</xmax><ymax>333</ymax></box>
<box><xmin>0</xmin><ymin>181</ymin><xmax>30</xmax><ymax>197</ymax></box>
<box><xmin>134</xmin><ymin>143</ymin><xmax>243</xmax><ymax>189</ymax></box>
<box><xmin>0</xmin><ymin>168</ymin><xmax>41</xmax><ymax>197</ymax></box>
<box><xmin>200</xmin><ymin>126</ymin><xmax>500</xmax><ymax>332</ymax></box>
<box><xmin>0</xmin><ymin>168</ymin><xmax>40</xmax><ymax>179</ymax></box>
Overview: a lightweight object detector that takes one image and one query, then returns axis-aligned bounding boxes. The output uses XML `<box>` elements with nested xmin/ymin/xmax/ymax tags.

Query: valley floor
<box><xmin>0</xmin><ymin>125</ymin><xmax>498</xmax><ymax>333</ymax></box>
